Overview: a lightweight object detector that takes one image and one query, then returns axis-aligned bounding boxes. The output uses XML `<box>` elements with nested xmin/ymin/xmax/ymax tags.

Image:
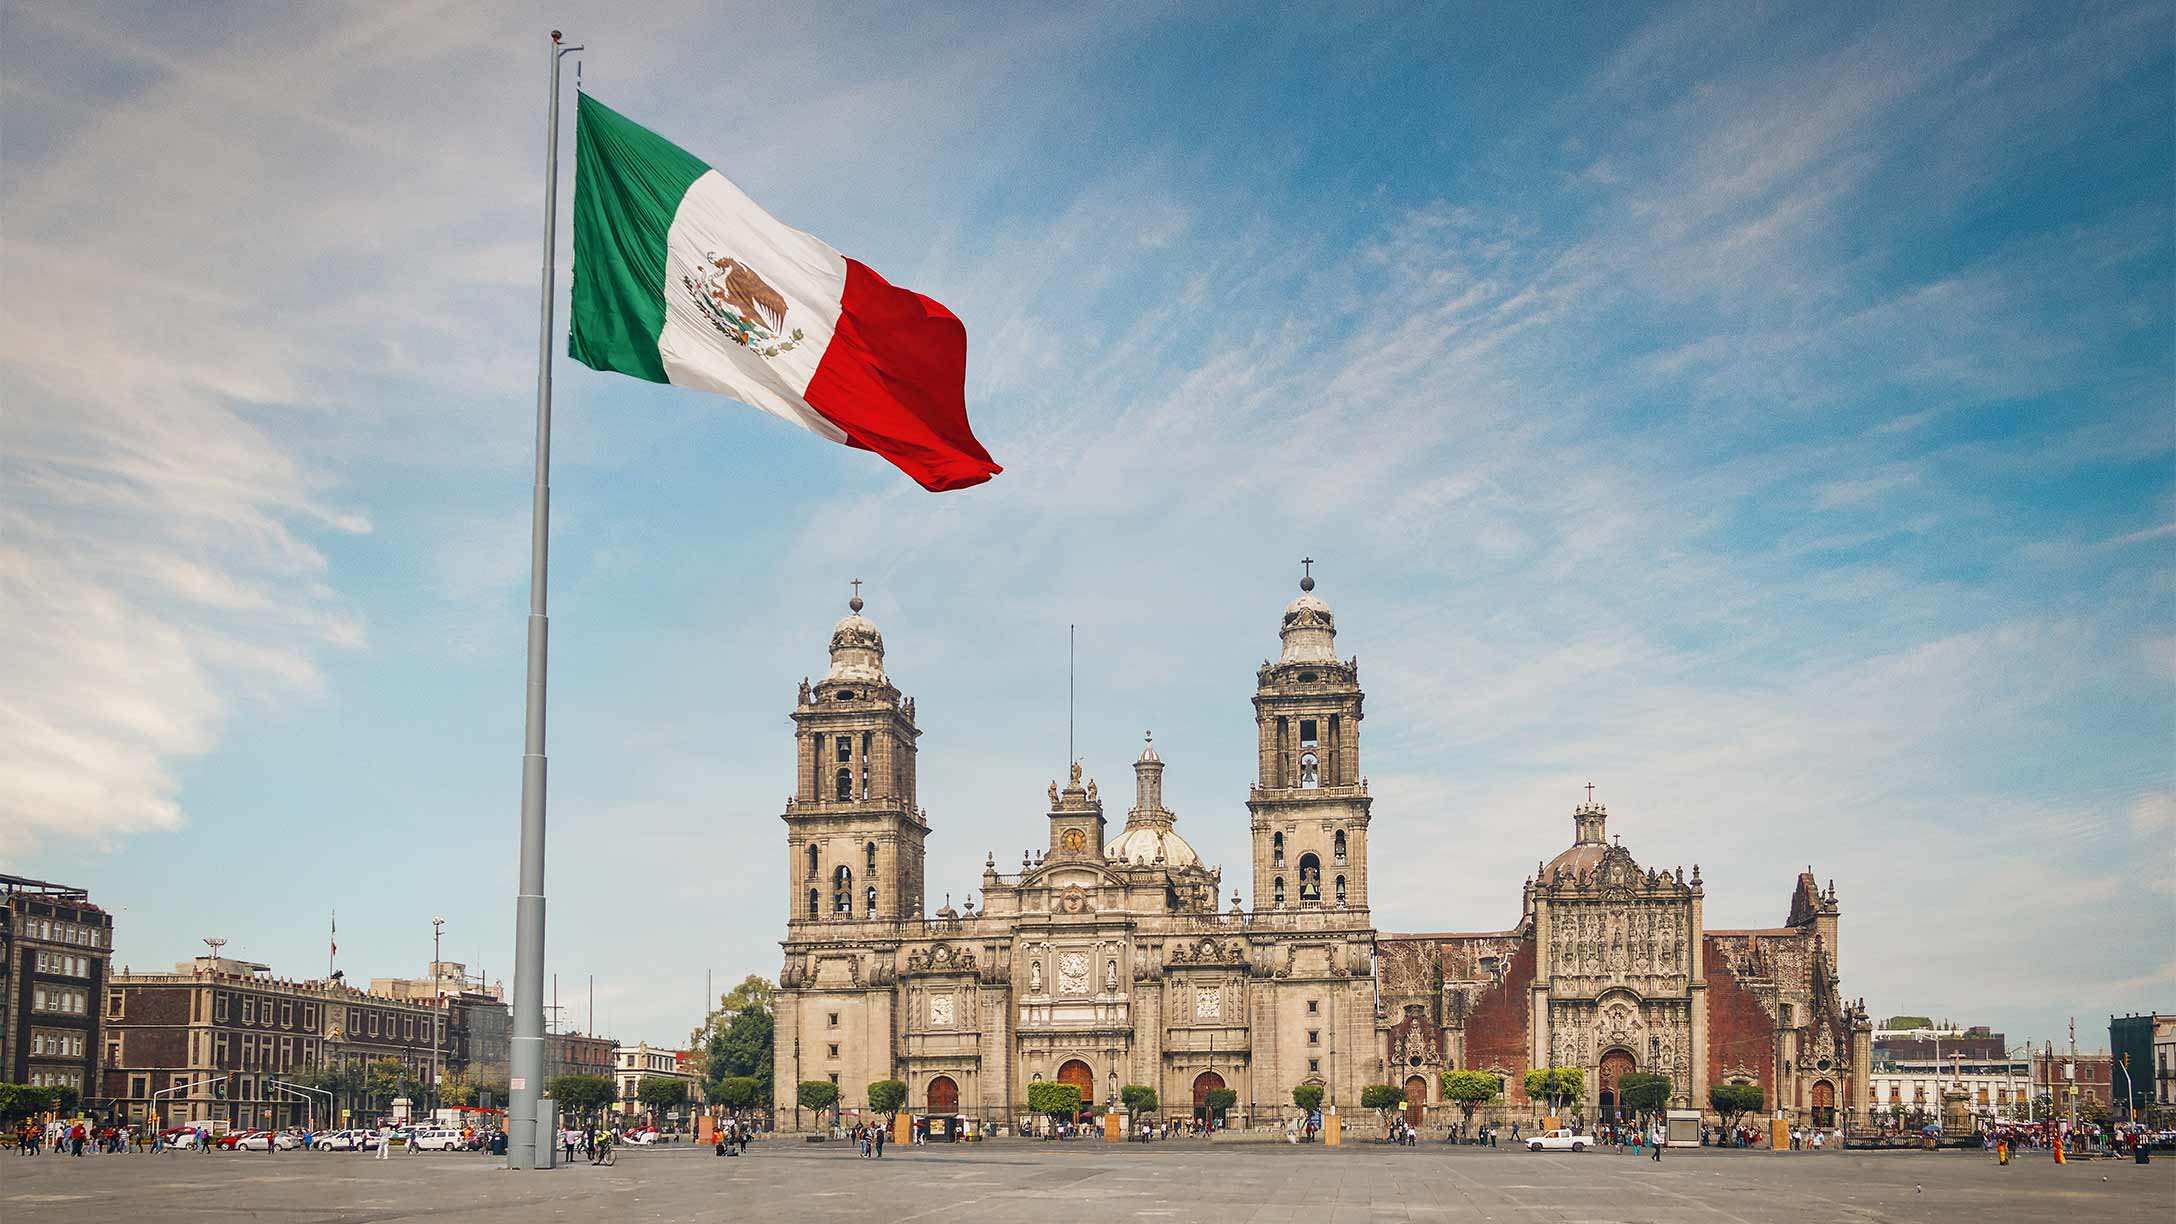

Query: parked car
<box><xmin>213</xmin><ymin>1130</ymin><xmax>252</xmax><ymax>1150</ymax></box>
<box><xmin>1526</xmin><ymin>1128</ymin><xmax>1595</xmax><ymax>1153</ymax></box>
<box><xmin>236</xmin><ymin>1130</ymin><xmax>302</xmax><ymax>1151</ymax></box>
<box><xmin>156</xmin><ymin>1126</ymin><xmax>201</xmax><ymax>1149</ymax></box>
<box><xmin>622</xmin><ymin>1128</ymin><xmax>662</xmax><ymax>1145</ymax></box>
<box><xmin>313</xmin><ymin>1129</ymin><xmax>365</xmax><ymax>1151</ymax></box>
<box><xmin>409</xmin><ymin>1127</ymin><xmax>467</xmax><ymax>1151</ymax></box>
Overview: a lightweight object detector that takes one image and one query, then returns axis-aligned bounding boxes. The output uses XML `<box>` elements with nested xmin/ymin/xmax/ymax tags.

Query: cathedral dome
<box><xmin>1105</xmin><ymin>824</ymin><xmax>1200</xmax><ymax>869</ymax></box>
<box><xmin>1277</xmin><ymin>571</ymin><xmax>1337</xmax><ymax>664</ymax></box>
<box><xmin>825</xmin><ymin>590</ymin><xmax>887</xmax><ymax>684</ymax></box>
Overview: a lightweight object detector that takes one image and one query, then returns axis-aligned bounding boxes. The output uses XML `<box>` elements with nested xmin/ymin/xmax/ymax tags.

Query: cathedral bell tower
<box><xmin>1248</xmin><ymin>563</ymin><xmax>1371</xmax><ymax>912</ymax></box>
<box><xmin>782</xmin><ymin>585</ymin><xmax>927</xmax><ymax>928</ymax></box>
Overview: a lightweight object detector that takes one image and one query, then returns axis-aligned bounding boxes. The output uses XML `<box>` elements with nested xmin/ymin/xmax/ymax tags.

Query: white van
<box><xmin>410</xmin><ymin>1127</ymin><xmax>466</xmax><ymax>1151</ymax></box>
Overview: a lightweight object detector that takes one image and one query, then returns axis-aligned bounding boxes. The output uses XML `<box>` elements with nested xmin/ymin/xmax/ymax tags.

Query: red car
<box><xmin>213</xmin><ymin>1130</ymin><xmax>253</xmax><ymax>1150</ymax></box>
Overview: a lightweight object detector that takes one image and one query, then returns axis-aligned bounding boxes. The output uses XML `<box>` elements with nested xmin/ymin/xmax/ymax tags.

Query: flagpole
<box><xmin>510</xmin><ymin>28</ymin><xmax>581</xmax><ymax>1172</ymax></box>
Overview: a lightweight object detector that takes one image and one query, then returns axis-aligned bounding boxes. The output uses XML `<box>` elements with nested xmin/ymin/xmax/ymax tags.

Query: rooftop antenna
<box><xmin>1068</xmin><ymin>623</ymin><xmax>1075</xmax><ymax>767</ymax></box>
<box><xmin>203</xmin><ymin>937</ymin><xmax>226</xmax><ymax>965</ymax></box>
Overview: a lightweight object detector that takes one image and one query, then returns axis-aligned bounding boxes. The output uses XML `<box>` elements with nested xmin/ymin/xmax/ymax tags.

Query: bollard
<box><xmin>535</xmin><ymin>1099</ymin><xmax>558</xmax><ymax>1168</ymax></box>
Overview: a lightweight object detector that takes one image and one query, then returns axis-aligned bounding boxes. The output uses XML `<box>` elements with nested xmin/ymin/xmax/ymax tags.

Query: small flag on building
<box><xmin>567</xmin><ymin>94</ymin><xmax>1001</xmax><ymax>492</ymax></box>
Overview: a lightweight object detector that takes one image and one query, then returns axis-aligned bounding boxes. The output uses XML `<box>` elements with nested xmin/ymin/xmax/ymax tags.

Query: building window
<box><xmin>1273</xmin><ymin>876</ymin><xmax>1286</xmax><ymax>906</ymax></box>
<box><xmin>1307</xmin><ymin>1000</ymin><xmax>1318</xmax><ymax>1014</ymax></box>
<box><xmin>827</xmin><ymin>1044</ymin><xmax>840</xmax><ymax>1059</ymax></box>
<box><xmin>1297</xmin><ymin>854</ymin><xmax>1321</xmax><ymax>903</ymax></box>
<box><xmin>108</xmin><ymin>993</ymin><xmax>123</xmax><ymax>1019</ymax></box>
<box><xmin>836</xmin><ymin>769</ymin><xmax>853</xmax><ymax>801</ymax></box>
<box><xmin>1333</xmin><ymin>830</ymin><xmax>1347</xmax><ymax>863</ymax></box>
<box><xmin>866</xmin><ymin>886</ymin><xmax>878</xmax><ymax>915</ymax></box>
<box><xmin>807</xmin><ymin>844</ymin><xmax>821</xmax><ymax>878</ymax></box>
<box><xmin>1308</xmin><ymin>1030</ymin><xmax>1320</xmax><ymax>1045</ymax></box>
<box><xmin>828</xmin><ymin>1012</ymin><xmax>840</xmax><ymax>1028</ymax></box>
<box><xmin>1271</xmin><ymin>832</ymin><xmax>1284</xmax><ymax>866</ymax></box>
<box><xmin>242</xmin><ymin>997</ymin><xmax>256</xmax><ymax>1024</ymax></box>
<box><xmin>1308</xmin><ymin>1059</ymin><xmax>1320</xmax><ymax>1074</ymax></box>
<box><xmin>1299</xmin><ymin>752</ymin><xmax>1319</xmax><ymax>788</ymax></box>
<box><xmin>833</xmin><ymin>865</ymin><xmax>854</xmax><ymax>914</ymax></box>
<box><xmin>280</xmin><ymin>1003</ymin><xmax>293</xmax><ymax>1028</ymax></box>
<box><xmin>828</xmin><ymin>1073</ymin><xmax>840</xmax><ymax>1085</ymax></box>
<box><xmin>836</xmin><ymin>736</ymin><xmax>852</xmax><ymax>762</ymax></box>
<box><xmin>1334</xmin><ymin>875</ymin><xmax>1347</xmax><ymax>905</ymax></box>
<box><xmin>1299</xmin><ymin>719</ymin><xmax>1317</xmax><ymax>747</ymax></box>
<box><xmin>807</xmin><ymin>889</ymin><xmax>819</xmax><ymax>919</ymax></box>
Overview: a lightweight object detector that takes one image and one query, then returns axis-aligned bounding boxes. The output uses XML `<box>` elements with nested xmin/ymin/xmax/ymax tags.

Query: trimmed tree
<box><xmin>1204</xmin><ymin>1087</ymin><xmax>1237</xmax><ymax>1126</ymax></box>
<box><xmin>1361</xmin><ymin>1083</ymin><xmax>1405</xmax><ymax>1131</ymax></box>
<box><xmin>1120</xmin><ymin>1084</ymin><xmax>1159</xmax><ymax>1116</ymax></box>
<box><xmin>1026</xmin><ymin>1081</ymin><xmax>1082</xmax><ymax>1131</ymax></box>
<box><xmin>547</xmin><ymin>1073</ymin><xmax>615</xmax><ymax>1122</ymax></box>
<box><xmin>797</xmin><ymin>1079</ymin><xmax>841</xmax><ymax>1126</ymax></box>
<box><xmin>714</xmin><ymin>1075</ymin><xmax>759</xmax><ymax>1117</ymax></box>
<box><xmin>1292</xmin><ymin>1083</ymin><xmax>1325</xmax><ymax>1117</ymax></box>
<box><xmin>866</xmin><ymin>1080</ymin><xmax>907</xmax><ymax>1116</ymax></box>
<box><xmin>1709</xmin><ymin>1081</ymin><xmax>1763</xmax><ymax>1133</ymax></box>
<box><xmin>1522</xmin><ymin>1067</ymin><xmax>1584</xmax><ymax>1116</ymax></box>
<box><xmin>1440</xmin><ymin>1070</ymin><xmax>1501</xmax><ymax>1130</ymax></box>
<box><xmin>637</xmin><ymin>1076</ymin><xmax>689</xmax><ymax>1112</ymax></box>
<box><xmin>1617</xmin><ymin>1072</ymin><xmax>1671</xmax><ymax>1125</ymax></box>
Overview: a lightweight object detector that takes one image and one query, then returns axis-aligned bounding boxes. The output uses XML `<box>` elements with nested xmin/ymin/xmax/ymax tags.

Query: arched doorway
<box><xmin>1192</xmin><ymin>1071</ymin><xmax>1226</xmax><ymax>1126</ymax></box>
<box><xmin>1810</xmin><ymin>1080</ymin><xmax>1835</xmax><ymax>1128</ymax></box>
<box><xmin>1598</xmin><ymin>1049</ymin><xmax>1636</xmax><ymax>1122</ymax></box>
<box><xmin>928</xmin><ymin>1075</ymin><xmax>959</xmax><ymax>1115</ymax></box>
<box><xmin>1057</xmin><ymin>1060</ymin><xmax>1095</xmax><ymax>1120</ymax></box>
<box><xmin>1403</xmin><ymin>1075</ymin><xmax>1428</xmax><ymax>1128</ymax></box>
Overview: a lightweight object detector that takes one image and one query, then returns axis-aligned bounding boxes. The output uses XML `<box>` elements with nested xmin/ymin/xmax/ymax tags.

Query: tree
<box><xmin>1026</xmin><ymin>1081</ymin><xmax>1081</xmax><ymax>1126</ymax></box>
<box><xmin>1204</xmin><ymin>1088</ymin><xmax>1237</xmax><ymax>1124</ymax></box>
<box><xmin>1617</xmin><ymin>1072</ymin><xmax>1671</xmax><ymax>1123</ymax></box>
<box><xmin>1292</xmin><ymin>1083</ymin><xmax>1325</xmax><ymax>1116</ymax></box>
<box><xmin>638</xmin><ymin>1077</ymin><xmax>689</xmax><ymax>1112</ymax></box>
<box><xmin>688</xmin><ymin>976</ymin><xmax>777</xmax><ymax>1087</ymax></box>
<box><xmin>1361</xmin><ymin>1083</ymin><xmax>1405</xmax><ymax>1129</ymax></box>
<box><xmin>1709</xmin><ymin>1082</ymin><xmax>1763</xmax><ymax>1132</ymax></box>
<box><xmin>47</xmin><ymin>1085</ymin><xmax>79</xmax><ymax>1118</ymax></box>
<box><xmin>361</xmin><ymin>1058</ymin><xmax>422</xmax><ymax>1111</ymax></box>
<box><xmin>1883</xmin><ymin>1015</ymin><xmax>1934</xmax><ymax>1031</ymax></box>
<box><xmin>1120</xmin><ymin>1084</ymin><xmax>1159</xmax><ymax>1116</ymax></box>
<box><xmin>867</xmin><ymin>1080</ymin><xmax>907</xmax><ymax>1116</ymax></box>
<box><xmin>1439</xmin><ymin>1070</ymin><xmax>1500</xmax><ymax>1128</ymax></box>
<box><xmin>1522</xmin><ymin>1067</ymin><xmax>1584</xmax><ymax>1115</ymax></box>
<box><xmin>547</xmin><ymin>1074</ymin><xmax>615</xmax><ymax>1121</ymax></box>
<box><xmin>797</xmin><ymin>1079</ymin><xmax>840</xmax><ymax>1126</ymax></box>
<box><xmin>0</xmin><ymin>1084</ymin><xmax>34</xmax><ymax>1122</ymax></box>
<box><xmin>714</xmin><ymin>1076</ymin><xmax>759</xmax><ymax>1116</ymax></box>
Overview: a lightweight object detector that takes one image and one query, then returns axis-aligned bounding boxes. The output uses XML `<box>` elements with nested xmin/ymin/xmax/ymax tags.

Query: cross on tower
<box><xmin>850</xmin><ymin>578</ymin><xmax>862</xmax><ymax>600</ymax></box>
<box><xmin>1300</xmin><ymin>557</ymin><xmax>1314</xmax><ymax>579</ymax></box>
<box><xmin>1585</xmin><ymin>781</ymin><xmax>1595</xmax><ymax>804</ymax></box>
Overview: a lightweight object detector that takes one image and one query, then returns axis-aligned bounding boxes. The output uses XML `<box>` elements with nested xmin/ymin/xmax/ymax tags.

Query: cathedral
<box><xmin>772</xmin><ymin>574</ymin><xmax>1871</xmax><ymax>1132</ymax></box>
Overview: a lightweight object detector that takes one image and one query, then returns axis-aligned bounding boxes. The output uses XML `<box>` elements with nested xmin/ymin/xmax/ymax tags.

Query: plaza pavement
<box><xmin>3</xmin><ymin>1138</ymin><xmax>2170</xmax><ymax>1223</ymax></box>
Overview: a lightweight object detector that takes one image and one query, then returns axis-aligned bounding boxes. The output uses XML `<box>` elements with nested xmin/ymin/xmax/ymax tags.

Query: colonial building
<box><xmin>1</xmin><ymin>874</ymin><xmax>114</xmax><ymax>1101</ymax></box>
<box><xmin>103</xmin><ymin>956</ymin><xmax>448</xmax><ymax>1130</ymax></box>
<box><xmin>612</xmin><ymin>1042</ymin><xmax>699</xmax><ymax>1121</ymax></box>
<box><xmin>771</xmin><ymin>574</ymin><xmax>1867</xmax><ymax>1131</ymax></box>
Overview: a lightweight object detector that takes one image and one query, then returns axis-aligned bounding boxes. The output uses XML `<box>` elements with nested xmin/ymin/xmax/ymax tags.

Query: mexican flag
<box><xmin>567</xmin><ymin>94</ymin><xmax>1001</xmax><ymax>492</ymax></box>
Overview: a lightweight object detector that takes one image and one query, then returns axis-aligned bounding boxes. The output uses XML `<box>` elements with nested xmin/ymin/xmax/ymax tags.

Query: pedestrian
<box><xmin>376</xmin><ymin>1124</ymin><xmax>393</xmax><ymax>1160</ymax></box>
<box><xmin>875</xmin><ymin>1124</ymin><xmax>886</xmax><ymax>1158</ymax></box>
<box><xmin>1651</xmin><ymin>1125</ymin><xmax>1664</xmax><ymax>1161</ymax></box>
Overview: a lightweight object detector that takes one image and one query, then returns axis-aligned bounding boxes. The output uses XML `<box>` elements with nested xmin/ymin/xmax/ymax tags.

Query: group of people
<box><xmin>13</xmin><ymin>1120</ymin><xmax>97</xmax><ymax>1154</ymax></box>
<box><xmin>712</xmin><ymin>1118</ymin><xmax>753</xmax><ymax>1156</ymax></box>
<box><xmin>557</xmin><ymin>1125</ymin><xmax>617</xmax><ymax>1164</ymax></box>
<box><xmin>849</xmin><ymin>1121</ymin><xmax>888</xmax><ymax>1157</ymax></box>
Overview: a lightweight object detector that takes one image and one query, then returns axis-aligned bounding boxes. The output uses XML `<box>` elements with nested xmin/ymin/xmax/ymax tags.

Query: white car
<box><xmin>622</xmin><ymin>1129</ymin><xmax>662</xmax><ymax>1145</ymax></box>
<box><xmin>235</xmin><ymin>1131</ymin><xmax>302</xmax><ymax>1151</ymax></box>
<box><xmin>1526</xmin><ymin>1128</ymin><xmax>1595</xmax><ymax>1152</ymax></box>
<box><xmin>409</xmin><ymin>1127</ymin><xmax>466</xmax><ymax>1151</ymax></box>
<box><xmin>313</xmin><ymin>1129</ymin><xmax>366</xmax><ymax>1151</ymax></box>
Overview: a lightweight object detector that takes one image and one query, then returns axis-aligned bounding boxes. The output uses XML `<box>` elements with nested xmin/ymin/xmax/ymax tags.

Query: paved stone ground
<box><xmin>4</xmin><ymin>1140</ymin><xmax>2170</xmax><ymax>1223</ymax></box>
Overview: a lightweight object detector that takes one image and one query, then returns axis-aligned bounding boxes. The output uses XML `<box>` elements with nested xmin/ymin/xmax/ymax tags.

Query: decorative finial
<box><xmin>1299</xmin><ymin>556</ymin><xmax>1315</xmax><ymax>592</ymax></box>
<box><xmin>848</xmin><ymin>577</ymin><xmax>863</xmax><ymax>613</ymax></box>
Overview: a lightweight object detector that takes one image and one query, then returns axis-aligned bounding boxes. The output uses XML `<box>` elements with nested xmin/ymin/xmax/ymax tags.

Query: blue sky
<box><xmin>3</xmin><ymin>1</ymin><xmax>2170</xmax><ymax>1053</ymax></box>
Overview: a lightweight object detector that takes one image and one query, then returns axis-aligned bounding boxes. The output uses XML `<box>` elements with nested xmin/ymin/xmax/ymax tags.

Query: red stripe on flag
<box><xmin>802</xmin><ymin>259</ymin><xmax>1001</xmax><ymax>492</ymax></box>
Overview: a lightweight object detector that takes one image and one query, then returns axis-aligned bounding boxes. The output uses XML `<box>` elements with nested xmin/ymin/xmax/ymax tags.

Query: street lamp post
<box><xmin>431</xmin><ymin>917</ymin><xmax>446</xmax><ymax>1122</ymax></box>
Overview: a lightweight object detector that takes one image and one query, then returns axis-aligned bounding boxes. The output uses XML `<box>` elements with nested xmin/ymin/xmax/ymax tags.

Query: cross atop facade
<box><xmin>850</xmin><ymin>578</ymin><xmax>862</xmax><ymax>599</ymax></box>
<box><xmin>1300</xmin><ymin>556</ymin><xmax>1314</xmax><ymax>579</ymax></box>
<box><xmin>1585</xmin><ymin>781</ymin><xmax>1596</xmax><ymax>804</ymax></box>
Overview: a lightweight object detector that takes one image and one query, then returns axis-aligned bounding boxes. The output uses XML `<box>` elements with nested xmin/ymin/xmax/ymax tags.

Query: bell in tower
<box><xmin>781</xmin><ymin>582</ymin><xmax>928</xmax><ymax>928</ymax></box>
<box><xmin>1247</xmin><ymin>561</ymin><xmax>1372</xmax><ymax>912</ymax></box>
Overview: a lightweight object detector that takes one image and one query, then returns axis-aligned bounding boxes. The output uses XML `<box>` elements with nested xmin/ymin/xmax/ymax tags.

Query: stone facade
<box><xmin>771</xmin><ymin>575</ymin><xmax>1868</xmax><ymax>1131</ymax></box>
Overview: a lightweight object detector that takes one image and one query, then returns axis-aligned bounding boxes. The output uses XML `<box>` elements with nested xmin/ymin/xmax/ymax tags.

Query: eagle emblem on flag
<box><xmin>682</xmin><ymin>252</ymin><xmax>806</xmax><ymax>356</ymax></box>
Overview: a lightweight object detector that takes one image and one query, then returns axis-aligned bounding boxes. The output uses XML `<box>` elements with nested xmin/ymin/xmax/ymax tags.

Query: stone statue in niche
<box><xmin>1105</xmin><ymin>959</ymin><xmax>1119</xmax><ymax>990</ymax></box>
<box><xmin>1030</xmin><ymin>960</ymin><xmax>1043</xmax><ymax>992</ymax></box>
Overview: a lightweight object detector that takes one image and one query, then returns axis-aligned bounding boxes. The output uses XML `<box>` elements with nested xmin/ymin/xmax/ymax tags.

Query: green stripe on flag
<box><xmin>568</xmin><ymin>93</ymin><xmax>712</xmax><ymax>382</ymax></box>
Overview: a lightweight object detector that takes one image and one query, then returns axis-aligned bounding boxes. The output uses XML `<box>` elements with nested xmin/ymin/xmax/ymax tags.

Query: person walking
<box><xmin>874</xmin><ymin>1123</ymin><xmax>886</xmax><ymax>1158</ymax></box>
<box><xmin>375</xmin><ymin>1124</ymin><xmax>393</xmax><ymax>1160</ymax></box>
<box><xmin>1650</xmin><ymin>1125</ymin><xmax>1664</xmax><ymax>1161</ymax></box>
